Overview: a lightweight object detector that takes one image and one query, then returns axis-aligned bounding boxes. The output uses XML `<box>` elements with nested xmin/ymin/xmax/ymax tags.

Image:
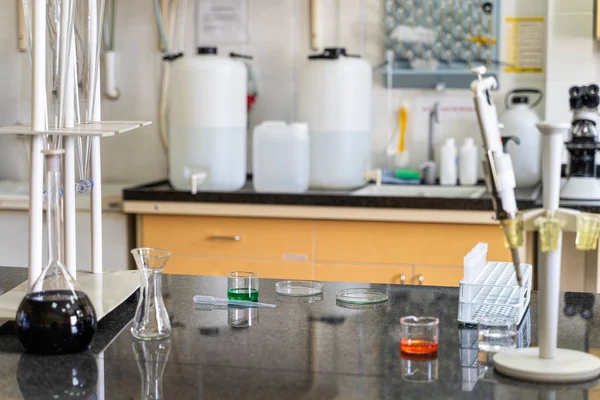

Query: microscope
<box><xmin>561</xmin><ymin>84</ymin><xmax>600</xmax><ymax>200</ymax></box>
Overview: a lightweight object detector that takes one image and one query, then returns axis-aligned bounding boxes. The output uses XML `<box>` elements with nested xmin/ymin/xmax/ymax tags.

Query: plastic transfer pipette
<box><xmin>193</xmin><ymin>295</ymin><xmax>277</xmax><ymax>309</ymax></box>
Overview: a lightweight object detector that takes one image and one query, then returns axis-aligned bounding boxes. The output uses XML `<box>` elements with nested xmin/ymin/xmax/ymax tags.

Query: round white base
<box><xmin>493</xmin><ymin>348</ymin><xmax>600</xmax><ymax>383</ymax></box>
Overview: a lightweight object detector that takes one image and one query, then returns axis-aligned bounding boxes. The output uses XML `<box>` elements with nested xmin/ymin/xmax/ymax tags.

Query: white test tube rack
<box><xmin>492</xmin><ymin>123</ymin><xmax>600</xmax><ymax>383</ymax></box>
<box><xmin>0</xmin><ymin>0</ymin><xmax>149</xmax><ymax>321</ymax></box>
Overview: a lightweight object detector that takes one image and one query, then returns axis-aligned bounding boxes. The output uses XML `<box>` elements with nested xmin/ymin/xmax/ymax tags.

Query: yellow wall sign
<box><xmin>504</xmin><ymin>17</ymin><xmax>545</xmax><ymax>74</ymax></box>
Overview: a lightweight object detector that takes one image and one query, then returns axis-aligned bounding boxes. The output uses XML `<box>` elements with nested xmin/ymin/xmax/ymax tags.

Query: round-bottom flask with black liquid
<box><xmin>15</xmin><ymin>149</ymin><xmax>97</xmax><ymax>354</ymax></box>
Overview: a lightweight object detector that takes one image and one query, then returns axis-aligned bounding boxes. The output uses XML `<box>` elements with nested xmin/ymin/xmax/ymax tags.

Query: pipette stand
<box><xmin>493</xmin><ymin>122</ymin><xmax>600</xmax><ymax>383</ymax></box>
<box><xmin>0</xmin><ymin>0</ymin><xmax>149</xmax><ymax>321</ymax></box>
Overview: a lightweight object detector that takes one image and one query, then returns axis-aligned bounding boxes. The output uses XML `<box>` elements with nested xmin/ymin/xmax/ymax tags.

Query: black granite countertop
<box><xmin>123</xmin><ymin>180</ymin><xmax>544</xmax><ymax>212</ymax></box>
<box><xmin>2</xmin><ymin>266</ymin><xmax>600</xmax><ymax>399</ymax></box>
<box><xmin>123</xmin><ymin>180</ymin><xmax>600</xmax><ymax>213</ymax></box>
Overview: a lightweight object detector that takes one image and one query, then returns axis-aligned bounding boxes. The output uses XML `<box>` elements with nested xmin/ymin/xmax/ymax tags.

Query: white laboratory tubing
<box><xmin>104</xmin><ymin>51</ymin><xmax>119</xmax><ymax>98</ymax></box>
<box><xmin>28</xmin><ymin>0</ymin><xmax>47</xmax><ymax>288</ymax></box>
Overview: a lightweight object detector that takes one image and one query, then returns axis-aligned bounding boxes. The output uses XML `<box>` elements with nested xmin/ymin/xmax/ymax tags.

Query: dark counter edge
<box><xmin>123</xmin><ymin>180</ymin><xmax>542</xmax><ymax>212</ymax></box>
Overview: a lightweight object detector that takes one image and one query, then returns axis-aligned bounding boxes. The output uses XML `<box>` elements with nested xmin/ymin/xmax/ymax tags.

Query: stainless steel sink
<box><xmin>350</xmin><ymin>184</ymin><xmax>487</xmax><ymax>198</ymax></box>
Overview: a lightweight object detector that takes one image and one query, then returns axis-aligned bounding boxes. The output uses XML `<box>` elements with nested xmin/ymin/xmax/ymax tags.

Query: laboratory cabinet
<box><xmin>138</xmin><ymin>214</ymin><xmax>511</xmax><ymax>287</ymax></box>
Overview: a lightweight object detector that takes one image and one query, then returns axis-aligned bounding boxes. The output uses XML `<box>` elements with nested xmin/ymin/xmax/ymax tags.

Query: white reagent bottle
<box><xmin>440</xmin><ymin>138</ymin><xmax>458</xmax><ymax>186</ymax></box>
<box><xmin>459</xmin><ymin>137</ymin><xmax>479</xmax><ymax>186</ymax></box>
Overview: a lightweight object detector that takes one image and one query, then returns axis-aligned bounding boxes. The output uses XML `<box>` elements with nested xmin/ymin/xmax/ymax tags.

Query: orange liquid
<box><xmin>400</xmin><ymin>339</ymin><xmax>438</xmax><ymax>355</ymax></box>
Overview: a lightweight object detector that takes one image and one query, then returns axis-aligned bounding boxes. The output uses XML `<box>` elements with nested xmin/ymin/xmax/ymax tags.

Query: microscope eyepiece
<box><xmin>570</xmin><ymin>86</ymin><xmax>582</xmax><ymax>99</ymax></box>
<box><xmin>569</xmin><ymin>85</ymin><xmax>600</xmax><ymax>109</ymax></box>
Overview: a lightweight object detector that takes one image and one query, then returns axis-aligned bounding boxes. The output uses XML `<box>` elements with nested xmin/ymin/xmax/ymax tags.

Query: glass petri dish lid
<box><xmin>277</xmin><ymin>293</ymin><xmax>323</xmax><ymax>304</ymax></box>
<box><xmin>336</xmin><ymin>288</ymin><xmax>388</xmax><ymax>305</ymax></box>
<box><xmin>275</xmin><ymin>280</ymin><xmax>324</xmax><ymax>297</ymax></box>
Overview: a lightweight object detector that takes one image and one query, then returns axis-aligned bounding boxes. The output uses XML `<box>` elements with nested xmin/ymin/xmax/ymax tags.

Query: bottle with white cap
<box><xmin>440</xmin><ymin>138</ymin><xmax>458</xmax><ymax>186</ymax></box>
<box><xmin>459</xmin><ymin>137</ymin><xmax>479</xmax><ymax>186</ymax></box>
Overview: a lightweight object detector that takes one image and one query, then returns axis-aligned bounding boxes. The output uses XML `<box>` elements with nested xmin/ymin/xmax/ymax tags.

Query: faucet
<box><xmin>422</xmin><ymin>102</ymin><xmax>440</xmax><ymax>185</ymax></box>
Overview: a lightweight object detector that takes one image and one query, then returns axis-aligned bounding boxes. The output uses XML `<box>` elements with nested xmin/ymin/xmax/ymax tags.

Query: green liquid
<box><xmin>227</xmin><ymin>288</ymin><xmax>259</xmax><ymax>302</ymax></box>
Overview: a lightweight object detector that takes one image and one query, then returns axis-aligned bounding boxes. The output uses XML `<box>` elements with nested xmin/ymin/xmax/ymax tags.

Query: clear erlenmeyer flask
<box><xmin>131</xmin><ymin>248</ymin><xmax>172</xmax><ymax>340</ymax></box>
<box><xmin>15</xmin><ymin>149</ymin><xmax>97</xmax><ymax>355</ymax></box>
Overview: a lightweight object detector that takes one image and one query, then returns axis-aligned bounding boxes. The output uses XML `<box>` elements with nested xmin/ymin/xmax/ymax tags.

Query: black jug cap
<box><xmin>197</xmin><ymin>47</ymin><xmax>218</xmax><ymax>55</ymax></box>
<box><xmin>308</xmin><ymin>47</ymin><xmax>359</xmax><ymax>60</ymax></box>
<box><xmin>511</xmin><ymin>96</ymin><xmax>529</xmax><ymax>105</ymax></box>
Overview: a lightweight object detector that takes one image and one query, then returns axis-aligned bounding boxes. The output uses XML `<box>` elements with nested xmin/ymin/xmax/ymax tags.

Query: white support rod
<box><xmin>28</xmin><ymin>0</ymin><xmax>47</xmax><ymax>288</ymax></box>
<box><xmin>64</xmin><ymin>137</ymin><xmax>76</xmax><ymax>277</ymax></box>
<box><xmin>91</xmin><ymin>137</ymin><xmax>102</xmax><ymax>273</ymax></box>
<box><xmin>90</xmin><ymin>0</ymin><xmax>103</xmax><ymax>274</ymax></box>
<box><xmin>541</xmin><ymin>127</ymin><xmax>563</xmax><ymax>211</ymax></box>
<box><xmin>66</xmin><ymin>29</ymin><xmax>75</xmax><ymax>128</ymax></box>
<box><xmin>57</xmin><ymin>0</ymin><xmax>70</xmax><ymax>128</ymax></box>
<box><xmin>538</xmin><ymin>236</ymin><xmax>562</xmax><ymax>359</ymax></box>
<box><xmin>88</xmin><ymin>0</ymin><xmax>100</xmax><ymax>122</ymax></box>
<box><xmin>538</xmin><ymin>123</ymin><xmax>567</xmax><ymax>359</ymax></box>
<box><xmin>32</xmin><ymin>0</ymin><xmax>46</xmax><ymax>132</ymax></box>
<box><xmin>64</xmin><ymin>24</ymin><xmax>76</xmax><ymax>278</ymax></box>
<box><xmin>96</xmin><ymin>352</ymin><xmax>105</xmax><ymax>400</ymax></box>
<box><xmin>28</xmin><ymin>137</ymin><xmax>44</xmax><ymax>287</ymax></box>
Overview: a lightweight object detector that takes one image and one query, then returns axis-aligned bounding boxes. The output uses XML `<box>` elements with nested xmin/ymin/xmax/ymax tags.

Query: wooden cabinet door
<box><xmin>412</xmin><ymin>265</ymin><xmax>464</xmax><ymax>287</ymax></box>
<box><xmin>316</xmin><ymin>220</ymin><xmax>510</xmax><ymax>266</ymax></box>
<box><xmin>141</xmin><ymin>215</ymin><xmax>314</xmax><ymax>261</ymax></box>
<box><xmin>316</xmin><ymin>263</ymin><xmax>411</xmax><ymax>285</ymax></box>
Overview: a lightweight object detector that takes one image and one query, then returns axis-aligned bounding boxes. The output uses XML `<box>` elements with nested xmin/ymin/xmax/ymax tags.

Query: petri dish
<box><xmin>277</xmin><ymin>293</ymin><xmax>323</xmax><ymax>304</ymax></box>
<box><xmin>335</xmin><ymin>288</ymin><xmax>388</xmax><ymax>305</ymax></box>
<box><xmin>336</xmin><ymin>301</ymin><xmax>387</xmax><ymax>310</ymax></box>
<box><xmin>275</xmin><ymin>280</ymin><xmax>323</xmax><ymax>297</ymax></box>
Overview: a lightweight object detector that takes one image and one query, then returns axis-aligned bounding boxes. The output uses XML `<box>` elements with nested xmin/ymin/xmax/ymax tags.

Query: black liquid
<box><xmin>16</xmin><ymin>290</ymin><xmax>97</xmax><ymax>355</ymax></box>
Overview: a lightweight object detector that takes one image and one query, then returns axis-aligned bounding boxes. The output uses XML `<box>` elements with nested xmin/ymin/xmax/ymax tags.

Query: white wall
<box><xmin>546</xmin><ymin>0</ymin><xmax>597</xmax><ymax>124</ymax></box>
<box><xmin>0</xmin><ymin>0</ymin><xmax>589</xmax><ymax>184</ymax></box>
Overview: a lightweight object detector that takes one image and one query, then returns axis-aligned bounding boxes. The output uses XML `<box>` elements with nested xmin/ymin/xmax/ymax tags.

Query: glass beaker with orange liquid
<box><xmin>400</xmin><ymin>316</ymin><xmax>439</xmax><ymax>355</ymax></box>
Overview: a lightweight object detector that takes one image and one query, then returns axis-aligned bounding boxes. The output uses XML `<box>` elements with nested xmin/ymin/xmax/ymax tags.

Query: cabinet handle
<box><xmin>208</xmin><ymin>235</ymin><xmax>241</xmax><ymax>241</ymax></box>
<box><xmin>399</xmin><ymin>274</ymin><xmax>406</xmax><ymax>284</ymax></box>
<box><xmin>413</xmin><ymin>275</ymin><xmax>424</xmax><ymax>285</ymax></box>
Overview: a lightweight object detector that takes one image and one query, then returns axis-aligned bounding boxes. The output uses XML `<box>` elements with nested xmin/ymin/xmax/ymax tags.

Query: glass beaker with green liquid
<box><xmin>228</xmin><ymin>271</ymin><xmax>259</xmax><ymax>302</ymax></box>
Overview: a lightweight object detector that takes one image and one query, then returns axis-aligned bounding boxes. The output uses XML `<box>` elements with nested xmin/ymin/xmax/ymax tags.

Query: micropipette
<box><xmin>470</xmin><ymin>66</ymin><xmax>523</xmax><ymax>286</ymax></box>
<box><xmin>193</xmin><ymin>295</ymin><xmax>277</xmax><ymax>309</ymax></box>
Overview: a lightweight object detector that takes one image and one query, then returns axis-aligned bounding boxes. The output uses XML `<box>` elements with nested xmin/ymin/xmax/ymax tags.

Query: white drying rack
<box><xmin>0</xmin><ymin>0</ymin><xmax>149</xmax><ymax>321</ymax></box>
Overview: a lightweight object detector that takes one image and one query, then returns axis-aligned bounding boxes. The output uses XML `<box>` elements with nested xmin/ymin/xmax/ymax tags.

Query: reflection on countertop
<box><xmin>2</xmin><ymin>267</ymin><xmax>600</xmax><ymax>399</ymax></box>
